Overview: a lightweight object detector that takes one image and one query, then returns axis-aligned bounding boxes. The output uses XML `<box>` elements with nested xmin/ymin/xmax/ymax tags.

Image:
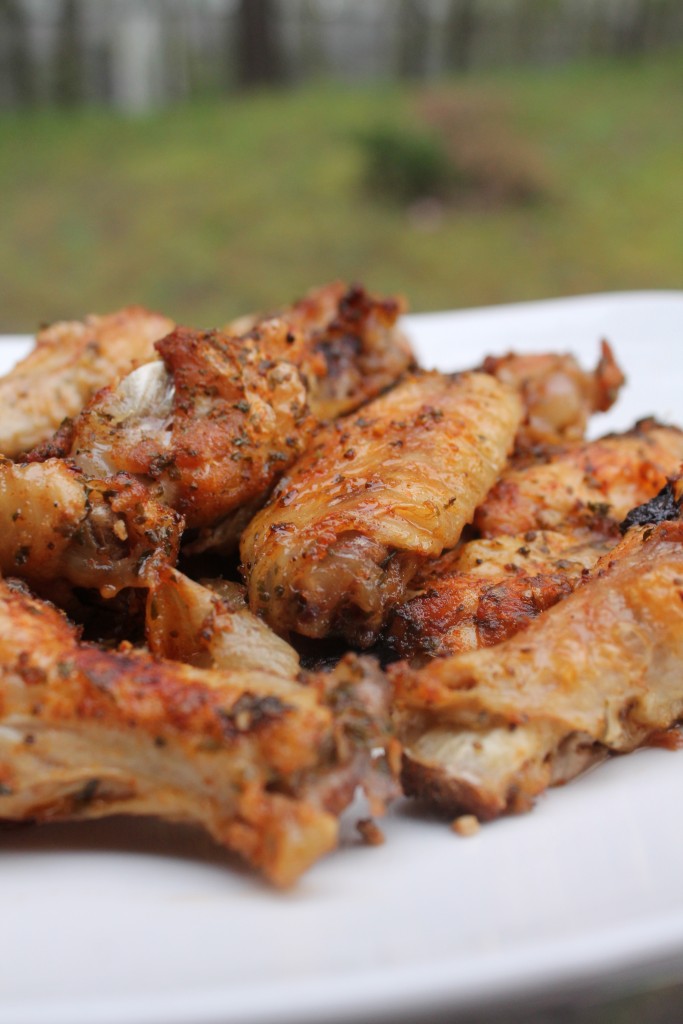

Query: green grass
<box><xmin>1</xmin><ymin>51</ymin><xmax>682</xmax><ymax>331</ymax></box>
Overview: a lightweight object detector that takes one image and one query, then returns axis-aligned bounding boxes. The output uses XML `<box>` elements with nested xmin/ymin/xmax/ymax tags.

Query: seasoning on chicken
<box><xmin>32</xmin><ymin>326</ymin><xmax>313</xmax><ymax>535</ymax></box>
<box><xmin>0</xmin><ymin>578</ymin><xmax>395</xmax><ymax>886</ymax></box>
<box><xmin>241</xmin><ymin>371</ymin><xmax>523</xmax><ymax>647</ymax></box>
<box><xmin>475</xmin><ymin>419</ymin><xmax>683</xmax><ymax>539</ymax></box>
<box><xmin>227</xmin><ymin>281</ymin><xmax>415</xmax><ymax>420</ymax></box>
<box><xmin>146</xmin><ymin>569</ymin><xmax>300</xmax><ymax>679</ymax></box>
<box><xmin>385</xmin><ymin>530</ymin><xmax>611</xmax><ymax>660</ymax></box>
<box><xmin>0</xmin><ymin>458</ymin><xmax>181</xmax><ymax>601</ymax></box>
<box><xmin>0</xmin><ymin>307</ymin><xmax>174</xmax><ymax>458</ymax></box>
<box><xmin>479</xmin><ymin>341</ymin><xmax>624</xmax><ymax>449</ymax></box>
<box><xmin>390</xmin><ymin>517</ymin><xmax>683</xmax><ymax>821</ymax></box>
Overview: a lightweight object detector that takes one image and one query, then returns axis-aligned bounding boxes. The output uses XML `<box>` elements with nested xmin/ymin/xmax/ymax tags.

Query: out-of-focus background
<box><xmin>1</xmin><ymin>0</ymin><xmax>682</xmax><ymax>331</ymax></box>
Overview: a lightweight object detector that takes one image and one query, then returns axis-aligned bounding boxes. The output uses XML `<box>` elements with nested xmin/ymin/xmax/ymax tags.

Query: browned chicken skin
<box><xmin>40</xmin><ymin>326</ymin><xmax>313</xmax><ymax>534</ymax></box>
<box><xmin>0</xmin><ymin>307</ymin><xmax>174</xmax><ymax>458</ymax></box>
<box><xmin>227</xmin><ymin>282</ymin><xmax>414</xmax><ymax>420</ymax></box>
<box><xmin>242</xmin><ymin>371</ymin><xmax>522</xmax><ymax>647</ymax></box>
<box><xmin>475</xmin><ymin>419</ymin><xmax>683</xmax><ymax>539</ymax></box>
<box><xmin>0</xmin><ymin>578</ymin><xmax>394</xmax><ymax>886</ymax></box>
<box><xmin>480</xmin><ymin>340</ymin><xmax>624</xmax><ymax>450</ymax></box>
<box><xmin>0</xmin><ymin>458</ymin><xmax>181</xmax><ymax>602</ymax></box>
<box><xmin>30</xmin><ymin>285</ymin><xmax>414</xmax><ymax>556</ymax></box>
<box><xmin>390</xmin><ymin>518</ymin><xmax>683</xmax><ymax>821</ymax></box>
<box><xmin>385</xmin><ymin>530</ymin><xmax>612</xmax><ymax>660</ymax></box>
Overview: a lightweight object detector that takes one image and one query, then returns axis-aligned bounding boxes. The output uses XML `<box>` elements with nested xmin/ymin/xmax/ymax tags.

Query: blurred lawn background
<box><xmin>1</xmin><ymin>47</ymin><xmax>682</xmax><ymax>330</ymax></box>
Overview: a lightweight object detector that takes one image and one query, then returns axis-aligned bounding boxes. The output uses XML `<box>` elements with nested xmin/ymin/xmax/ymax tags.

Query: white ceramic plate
<box><xmin>2</xmin><ymin>291</ymin><xmax>683</xmax><ymax>1024</ymax></box>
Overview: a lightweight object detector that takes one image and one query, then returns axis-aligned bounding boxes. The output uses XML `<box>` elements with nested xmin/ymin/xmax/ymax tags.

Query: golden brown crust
<box><xmin>390</xmin><ymin>519</ymin><xmax>683</xmax><ymax>818</ymax></box>
<box><xmin>0</xmin><ymin>307</ymin><xmax>174</xmax><ymax>458</ymax></box>
<box><xmin>228</xmin><ymin>282</ymin><xmax>414</xmax><ymax>420</ymax></box>
<box><xmin>387</xmin><ymin>570</ymin><xmax>576</xmax><ymax>660</ymax></box>
<box><xmin>60</xmin><ymin>326</ymin><xmax>312</xmax><ymax>532</ymax></box>
<box><xmin>0</xmin><ymin>580</ymin><xmax>394</xmax><ymax>885</ymax></box>
<box><xmin>480</xmin><ymin>340</ymin><xmax>625</xmax><ymax>450</ymax></box>
<box><xmin>0</xmin><ymin>458</ymin><xmax>182</xmax><ymax>600</ymax></box>
<box><xmin>475</xmin><ymin>419</ymin><xmax>683</xmax><ymax>538</ymax></box>
<box><xmin>386</xmin><ymin>530</ymin><xmax>611</xmax><ymax>660</ymax></box>
<box><xmin>241</xmin><ymin>371</ymin><xmax>523</xmax><ymax>646</ymax></box>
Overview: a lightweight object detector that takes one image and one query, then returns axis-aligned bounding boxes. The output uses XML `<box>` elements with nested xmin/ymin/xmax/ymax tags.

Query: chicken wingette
<box><xmin>34</xmin><ymin>326</ymin><xmax>313</xmax><ymax>535</ymax></box>
<box><xmin>0</xmin><ymin>458</ymin><xmax>181</xmax><ymax>602</ymax></box>
<box><xmin>226</xmin><ymin>281</ymin><xmax>414</xmax><ymax>420</ymax></box>
<box><xmin>0</xmin><ymin>307</ymin><xmax>174</xmax><ymax>458</ymax></box>
<box><xmin>390</xmin><ymin>514</ymin><xmax>683</xmax><ymax>821</ymax></box>
<box><xmin>0</xmin><ymin>577</ymin><xmax>394</xmax><ymax>886</ymax></box>
<box><xmin>475</xmin><ymin>419</ymin><xmax>683</xmax><ymax>538</ymax></box>
<box><xmin>479</xmin><ymin>341</ymin><xmax>624</xmax><ymax>450</ymax></box>
<box><xmin>241</xmin><ymin>371</ymin><xmax>523</xmax><ymax>647</ymax></box>
<box><xmin>385</xmin><ymin>530</ymin><xmax>611</xmax><ymax>660</ymax></box>
<box><xmin>30</xmin><ymin>287</ymin><xmax>414</xmax><ymax>555</ymax></box>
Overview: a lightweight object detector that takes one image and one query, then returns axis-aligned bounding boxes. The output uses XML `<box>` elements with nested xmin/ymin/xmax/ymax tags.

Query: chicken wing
<box><xmin>32</xmin><ymin>326</ymin><xmax>313</xmax><ymax>536</ymax></box>
<box><xmin>479</xmin><ymin>341</ymin><xmax>624</xmax><ymax>450</ymax></box>
<box><xmin>241</xmin><ymin>371</ymin><xmax>523</xmax><ymax>647</ymax></box>
<box><xmin>0</xmin><ymin>307</ymin><xmax>174</xmax><ymax>458</ymax></box>
<box><xmin>227</xmin><ymin>281</ymin><xmax>415</xmax><ymax>420</ymax></box>
<box><xmin>390</xmin><ymin>517</ymin><xmax>683</xmax><ymax>821</ymax></box>
<box><xmin>385</xmin><ymin>530</ymin><xmax>611</xmax><ymax>660</ymax></box>
<box><xmin>0</xmin><ymin>458</ymin><xmax>181</xmax><ymax>601</ymax></box>
<box><xmin>475</xmin><ymin>419</ymin><xmax>683</xmax><ymax>539</ymax></box>
<box><xmin>0</xmin><ymin>578</ymin><xmax>394</xmax><ymax>886</ymax></box>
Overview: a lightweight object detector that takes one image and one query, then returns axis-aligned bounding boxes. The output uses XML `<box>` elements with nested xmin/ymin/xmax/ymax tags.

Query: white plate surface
<box><xmin>2</xmin><ymin>291</ymin><xmax>683</xmax><ymax>1024</ymax></box>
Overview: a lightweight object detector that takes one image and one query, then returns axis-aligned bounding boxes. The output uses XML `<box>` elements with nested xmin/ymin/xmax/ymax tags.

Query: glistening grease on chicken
<box><xmin>241</xmin><ymin>371</ymin><xmax>523</xmax><ymax>647</ymax></box>
<box><xmin>0</xmin><ymin>578</ymin><xmax>395</xmax><ymax>886</ymax></box>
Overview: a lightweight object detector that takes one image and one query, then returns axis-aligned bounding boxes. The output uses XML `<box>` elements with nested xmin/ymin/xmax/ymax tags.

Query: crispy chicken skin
<box><xmin>0</xmin><ymin>458</ymin><xmax>181</xmax><ymax>600</ymax></box>
<box><xmin>390</xmin><ymin>518</ymin><xmax>683</xmax><ymax>821</ymax></box>
<box><xmin>227</xmin><ymin>282</ymin><xmax>415</xmax><ymax>420</ymax></box>
<box><xmin>242</xmin><ymin>371</ymin><xmax>523</xmax><ymax>647</ymax></box>
<box><xmin>475</xmin><ymin>419</ymin><xmax>683</xmax><ymax>538</ymax></box>
<box><xmin>37</xmin><ymin>326</ymin><xmax>313</xmax><ymax>534</ymax></box>
<box><xmin>0</xmin><ymin>578</ymin><xmax>394</xmax><ymax>886</ymax></box>
<box><xmin>146</xmin><ymin>569</ymin><xmax>300</xmax><ymax>679</ymax></box>
<box><xmin>480</xmin><ymin>341</ymin><xmax>624</xmax><ymax>449</ymax></box>
<box><xmin>386</xmin><ymin>530</ymin><xmax>611</xmax><ymax>659</ymax></box>
<box><xmin>0</xmin><ymin>307</ymin><xmax>174</xmax><ymax>458</ymax></box>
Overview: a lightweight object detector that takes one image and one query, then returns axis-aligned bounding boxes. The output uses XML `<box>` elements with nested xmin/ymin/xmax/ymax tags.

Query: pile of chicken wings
<box><xmin>1</xmin><ymin>282</ymin><xmax>682</xmax><ymax>885</ymax></box>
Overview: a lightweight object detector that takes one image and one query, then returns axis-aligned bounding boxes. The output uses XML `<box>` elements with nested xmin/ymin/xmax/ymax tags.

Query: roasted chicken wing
<box><xmin>0</xmin><ymin>307</ymin><xmax>174</xmax><ymax>458</ymax></box>
<box><xmin>241</xmin><ymin>371</ymin><xmax>522</xmax><ymax>647</ymax></box>
<box><xmin>475</xmin><ymin>419</ymin><xmax>683</xmax><ymax>538</ymax></box>
<box><xmin>0</xmin><ymin>578</ymin><xmax>394</xmax><ymax>886</ymax></box>
<box><xmin>385</xmin><ymin>530</ymin><xmax>611</xmax><ymax>660</ymax></box>
<box><xmin>227</xmin><ymin>281</ymin><xmax>414</xmax><ymax>420</ymax></box>
<box><xmin>391</xmin><ymin>516</ymin><xmax>683</xmax><ymax>821</ymax></box>
<box><xmin>0</xmin><ymin>458</ymin><xmax>181</xmax><ymax>601</ymax></box>
<box><xmin>479</xmin><ymin>341</ymin><xmax>624</xmax><ymax>450</ymax></box>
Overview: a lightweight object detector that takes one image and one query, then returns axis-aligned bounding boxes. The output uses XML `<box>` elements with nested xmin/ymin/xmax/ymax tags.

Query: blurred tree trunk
<box><xmin>397</xmin><ymin>0</ymin><xmax>430</xmax><ymax>79</ymax></box>
<box><xmin>614</xmin><ymin>0</ymin><xmax>652</xmax><ymax>55</ymax></box>
<box><xmin>443</xmin><ymin>0</ymin><xmax>478</xmax><ymax>72</ymax></box>
<box><xmin>0</xmin><ymin>0</ymin><xmax>35</xmax><ymax>106</ymax></box>
<box><xmin>235</xmin><ymin>0</ymin><xmax>286</xmax><ymax>88</ymax></box>
<box><xmin>53</xmin><ymin>0</ymin><xmax>85</xmax><ymax>105</ymax></box>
